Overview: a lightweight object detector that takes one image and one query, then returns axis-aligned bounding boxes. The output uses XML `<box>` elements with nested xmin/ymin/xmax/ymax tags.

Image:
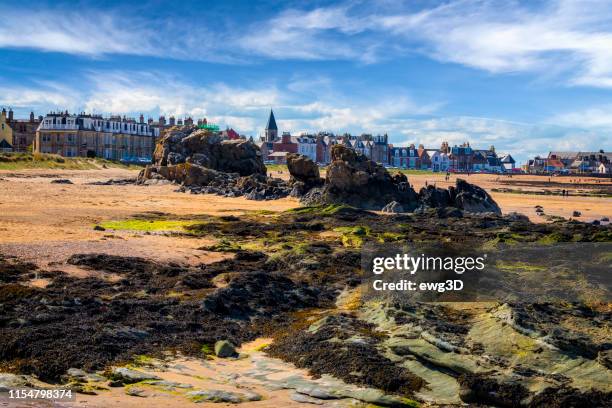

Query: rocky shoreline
<box><xmin>1</xmin><ymin>204</ymin><xmax>610</xmax><ymax>406</ymax></box>
<box><xmin>137</xmin><ymin>126</ymin><xmax>501</xmax><ymax>214</ymax></box>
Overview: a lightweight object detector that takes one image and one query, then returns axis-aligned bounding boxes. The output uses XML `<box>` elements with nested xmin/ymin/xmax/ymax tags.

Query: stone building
<box><xmin>6</xmin><ymin>110</ymin><xmax>41</xmax><ymax>152</ymax></box>
<box><xmin>0</xmin><ymin>108</ymin><xmax>13</xmax><ymax>151</ymax></box>
<box><xmin>35</xmin><ymin>112</ymin><xmax>160</xmax><ymax>161</ymax></box>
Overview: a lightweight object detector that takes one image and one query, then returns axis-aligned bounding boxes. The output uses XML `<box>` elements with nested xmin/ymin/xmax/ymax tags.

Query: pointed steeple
<box><xmin>264</xmin><ymin>109</ymin><xmax>278</xmax><ymax>142</ymax></box>
<box><xmin>266</xmin><ymin>109</ymin><xmax>277</xmax><ymax>131</ymax></box>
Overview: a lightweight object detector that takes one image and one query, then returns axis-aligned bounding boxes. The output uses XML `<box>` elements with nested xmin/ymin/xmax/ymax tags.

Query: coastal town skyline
<box><xmin>1</xmin><ymin>0</ymin><xmax>611</xmax><ymax>165</ymax></box>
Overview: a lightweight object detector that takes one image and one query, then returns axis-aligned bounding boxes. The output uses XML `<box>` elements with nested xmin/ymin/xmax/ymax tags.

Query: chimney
<box><xmin>30</xmin><ymin>111</ymin><xmax>35</xmax><ymax>122</ymax></box>
<box><xmin>8</xmin><ymin>108</ymin><xmax>13</xmax><ymax>121</ymax></box>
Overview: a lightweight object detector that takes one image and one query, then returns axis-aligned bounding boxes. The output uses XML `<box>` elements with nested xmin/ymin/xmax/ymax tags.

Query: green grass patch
<box><xmin>132</xmin><ymin>354</ymin><xmax>156</xmax><ymax>366</ymax></box>
<box><xmin>495</xmin><ymin>261</ymin><xmax>547</xmax><ymax>273</ymax></box>
<box><xmin>0</xmin><ymin>152</ymin><xmax>138</xmax><ymax>170</ymax></box>
<box><xmin>376</xmin><ymin>231</ymin><xmax>405</xmax><ymax>243</ymax></box>
<box><xmin>591</xmin><ymin>230</ymin><xmax>612</xmax><ymax>243</ymax></box>
<box><xmin>99</xmin><ymin>219</ymin><xmax>196</xmax><ymax>232</ymax></box>
<box><xmin>537</xmin><ymin>232</ymin><xmax>569</xmax><ymax>245</ymax></box>
<box><xmin>265</xmin><ymin>164</ymin><xmax>288</xmax><ymax>172</ymax></box>
<box><xmin>286</xmin><ymin>204</ymin><xmax>355</xmax><ymax>216</ymax></box>
<box><xmin>199</xmin><ymin>238</ymin><xmax>243</xmax><ymax>252</ymax></box>
<box><xmin>396</xmin><ymin>169</ymin><xmax>435</xmax><ymax>175</ymax></box>
<box><xmin>334</xmin><ymin>225</ymin><xmax>371</xmax><ymax>248</ymax></box>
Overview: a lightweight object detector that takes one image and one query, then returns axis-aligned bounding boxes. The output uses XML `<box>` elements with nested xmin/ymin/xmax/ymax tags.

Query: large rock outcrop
<box><xmin>293</xmin><ymin>145</ymin><xmax>501</xmax><ymax>214</ymax></box>
<box><xmin>138</xmin><ymin>127</ymin><xmax>290</xmax><ymax>200</ymax></box>
<box><xmin>151</xmin><ymin>126</ymin><xmax>266</xmax><ymax>176</ymax></box>
<box><xmin>300</xmin><ymin>145</ymin><xmax>420</xmax><ymax>210</ymax></box>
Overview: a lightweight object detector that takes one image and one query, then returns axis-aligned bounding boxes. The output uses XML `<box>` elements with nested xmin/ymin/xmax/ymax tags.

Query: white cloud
<box><xmin>0</xmin><ymin>81</ymin><xmax>80</xmax><ymax>110</ymax></box>
<box><xmin>0</xmin><ymin>10</ymin><xmax>154</xmax><ymax>57</ymax></box>
<box><xmin>549</xmin><ymin>104</ymin><xmax>612</xmax><ymax>129</ymax></box>
<box><xmin>4</xmin><ymin>0</ymin><xmax>612</xmax><ymax>88</ymax></box>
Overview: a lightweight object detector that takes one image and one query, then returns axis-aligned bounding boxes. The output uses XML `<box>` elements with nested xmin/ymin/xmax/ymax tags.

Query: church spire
<box><xmin>264</xmin><ymin>109</ymin><xmax>278</xmax><ymax>142</ymax></box>
<box><xmin>266</xmin><ymin>109</ymin><xmax>277</xmax><ymax>131</ymax></box>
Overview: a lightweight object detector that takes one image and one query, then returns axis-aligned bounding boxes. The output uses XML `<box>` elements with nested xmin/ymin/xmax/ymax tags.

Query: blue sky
<box><xmin>1</xmin><ymin>0</ymin><xmax>611</xmax><ymax>163</ymax></box>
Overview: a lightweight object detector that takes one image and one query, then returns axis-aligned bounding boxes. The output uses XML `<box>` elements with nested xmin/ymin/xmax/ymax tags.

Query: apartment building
<box><xmin>35</xmin><ymin>112</ymin><xmax>160</xmax><ymax>161</ymax></box>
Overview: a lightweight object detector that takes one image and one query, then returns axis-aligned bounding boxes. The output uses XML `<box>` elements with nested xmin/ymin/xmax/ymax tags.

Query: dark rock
<box><xmin>458</xmin><ymin>373</ymin><xmax>528</xmax><ymax>407</ymax></box>
<box><xmin>454</xmin><ymin>179</ymin><xmax>501</xmax><ymax>215</ymax></box>
<box><xmin>214</xmin><ymin>340</ymin><xmax>237</xmax><ymax>358</ymax></box>
<box><xmin>572</xmin><ymin>210</ymin><xmax>581</xmax><ymax>217</ymax></box>
<box><xmin>300</xmin><ymin>145</ymin><xmax>420</xmax><ymax>210</ymax></box>
<box><xmin>137</xmin><ymin>126</ymin><xmax>287</xmax><ymax>200</ymax></box>
<box><xmin>93</xmin><ymin>225</ymin><xmax>106</xmax><ymax>231</ymax></box>
<box><xmin>287</xmin><ymin>153</ymin><xmax>323</xmax><ymax>193</ymax></box>
<box><xmin>419</xmin><ymin>185</ymin><xmax>452</xmax><ymax>208</ymax></box>
<box><xmin>51</xmin><ymin>179</ymin><xmax>73</xmax><ymax>184</ymax></box>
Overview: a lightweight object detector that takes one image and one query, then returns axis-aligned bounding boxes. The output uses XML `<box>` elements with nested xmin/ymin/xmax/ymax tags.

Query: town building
<box><xmin>449</xmin><ymin>143</ymin><xmax>474</xmax><ymax>172</ymax></box>
<box><xmin>7</xmin><ymin>110</ymin><xmax>41</xmax><ymax>152</ymax></box>
<box><xmin>0</xmin><ymin>108</ymin><xmax>13</xmax><ymax>151</ymax></box>
<box><xmin>500</xmin><ymin>154</ymin><xmax>516</xmax><ymax>171</ymax></box>
<box><xmin>598</xmin><ymin>162</ymin><xmax>612</xmax><ymax>174</ymax></box>
<box><xmin>254</xmin><ymin>110</ymin><xmax>516</xmax><ymax>172</ymax></box>
<box><xmin>35</xmin><ymin>112</ymin><xmax>160</xmax><ymax>161</ymax></box>
<box><xmin>429</xmin><ymin>149</ymin><xmax>450</xmax><ymax>172</ymax></box>
<box><xmin>297</xmin><ymin>135</ymin><xmax>318</xmax><ymax>162</ymax></box>
<box><xmin>524</xmin><ymin>151</ymin><xmax>611</xmax><ymax>174</ymax></box>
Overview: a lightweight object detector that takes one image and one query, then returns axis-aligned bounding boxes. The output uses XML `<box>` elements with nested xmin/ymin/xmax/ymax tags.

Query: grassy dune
<box><xmin>0</xmin><ymin>153</ymin><xmax>138</xmax><ymax>170</ymax></box>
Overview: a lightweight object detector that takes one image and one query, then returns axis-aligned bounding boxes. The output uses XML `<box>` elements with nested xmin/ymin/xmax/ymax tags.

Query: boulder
<box><xmin>419</xmin><ymin>185</ymin><xmax>452</xmax><ymax>208</ymax></box>
<box><xmin>453</xmin><ymin>179</ymin><xmax>501</xmax><ymax>215</ymax></box>
<box><xmin>287</xmin><ymin>153</ymin><xmax>323</xmax><ymax>192</ymax></box>
<box><xmin>214</xmin><ymin>340</ymin><xmax>237</xmax><ymax>358</ymax></box>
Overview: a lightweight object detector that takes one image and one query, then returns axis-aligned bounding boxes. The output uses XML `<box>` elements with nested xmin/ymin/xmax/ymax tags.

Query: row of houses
<box><xmin>1</xmin><ymin>108</ymin><xmax>232</xmax><ymax>161</ymax></box>
<box><xmin>256</xmin><ymin>110</ymin><xmax>516</xmax><ymax>172</ymax></box>
<box><xmin>525</xmin><ymin>151</ymin><xmax>612</xmax><ymax>174</ymax></box>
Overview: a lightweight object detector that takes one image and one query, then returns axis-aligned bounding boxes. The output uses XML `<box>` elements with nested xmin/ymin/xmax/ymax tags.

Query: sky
<box><xmin>0</xmin><ymin>0</ymin><xmax>611</xmax><ymax>164</ymax></box>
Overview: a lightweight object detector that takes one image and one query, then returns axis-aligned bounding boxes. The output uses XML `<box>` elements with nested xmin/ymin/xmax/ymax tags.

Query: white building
<box><xmin>430</xmin><ymin>150</ymin><xmax>450</xmax><ymax>172</ymax></box>
<box><xmin>297</xmin><ymin>135</ymin><xmax>317</xmax><ymax>162</ymax></box>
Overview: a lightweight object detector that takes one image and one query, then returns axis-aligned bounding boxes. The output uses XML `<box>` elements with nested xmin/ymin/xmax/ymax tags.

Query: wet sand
<box><xmin>0</xmin><ymin>168</ymin><xmax>298</xmax><ymax>273</ymax></box>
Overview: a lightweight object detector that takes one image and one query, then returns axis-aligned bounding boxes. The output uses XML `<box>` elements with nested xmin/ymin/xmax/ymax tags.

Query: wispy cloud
<box><xmin>377</xmin><ymin>0</ymin><xmax>612</xmax><ymax>87</ymax></box>
<box><xmin>4</xmin><ymin>0</ymin><xmax>612</xmax><ymax>88</ymax></box>
<box><xmin>0</xmin><ymin>9</ymin><xmax>153</xmax><ymax>57</ymax></box>
<box><xmin>548</xmin><ymin>104</ymin><xmax>612</xmax><ymax>129</ymax></box>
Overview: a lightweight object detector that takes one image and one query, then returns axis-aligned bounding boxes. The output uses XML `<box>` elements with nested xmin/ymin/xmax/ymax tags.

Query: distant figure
<box><xmin>425</xmin><ymin>181</ymin><xmax>428</xmax><ymax>187</ymax></box>
<box><xmin>562</xmin><ymin>189</ymin><xmax>565</xmax><ymax>197</ymax></box>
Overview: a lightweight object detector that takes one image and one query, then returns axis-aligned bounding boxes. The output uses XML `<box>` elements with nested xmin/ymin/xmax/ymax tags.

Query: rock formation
<box><xmin>300</xmin><ymin>145</ymin><xmax>420</xmax><ymax>210</ymax></box>
<box><xmin>140</xmin><ymin>128</ymin><xmax>501</xmax><ymax>212</ymax></box>
<box><xmin>286</xmin><ymin>153</ymin><xmax>323</xmax><ymax>197</ymax></box>
<box><xmin>151</xmin><ymin>126</ymin><xmax>265</xmax><ymax>176</ymax></box>
<box><xmin>137</xmin><ymin>126</ymin><xmax>291</xmax><ymax>200</ymax></box>
<box><xmin>292</xmin><ymin>145</ymin><xmax>501</xmax><ymax>214</ymax></box>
